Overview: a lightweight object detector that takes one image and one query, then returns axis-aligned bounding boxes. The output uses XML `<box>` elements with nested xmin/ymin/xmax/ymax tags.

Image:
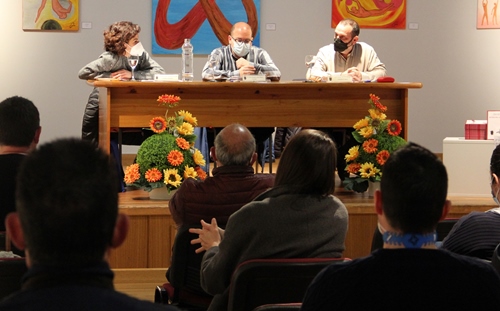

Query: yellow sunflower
<box><xmin>164</xmin><ymin>168</ymin><xmax>182</xmax><ymax>188</ymax></box>
<box><xmin>183</xmin><ymin>165</ymin><xmax>198</xmax><ymax>180</ymax></box>
<box><xmin>368</xmin><ymin>109</ymin><xmax>386</xmax><ymax>121</ymax></box>
<box><xmin>166</xmin><ymin>117</ymin><xmax>177</xmax><ymax>130</ymax></box>
<box><xmin>193</xmin><ymin>149</ymin><xmax>206</xmax><ymax>166</ymax></box>
<box><xmin>345</xmin><ymin>145</ymin><xmax>359</xmax><ymax>162</ymax></box>
<box><xmin>178</xmin><ymin>110</ymin><xmax>198</xmax><ymax>126</ymax></box>
<box><xmin>353</xmin><ymin>118</ymin><xmax>369</xmax><ymax>130</ymax></box>
<box><xmin>177</xmin><ymin>122</ymin><xmax>194</xmax><ymax>135</ymax></box>
<box><xmin>359</xmin><ymin>126</ymin><xmax>374</xmax><ymax>138</ymax></box>
<box><xmin>359</xmin><ymin>163</ymin><xmax>380</xmax><ymax>179</ymax></box>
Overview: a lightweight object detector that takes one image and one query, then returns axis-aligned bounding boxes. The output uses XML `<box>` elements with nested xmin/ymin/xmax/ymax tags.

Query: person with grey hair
<box><xmin>190</xmin><ymin>129</ymin><xmax>348</xmax><ymax>311</ymax></box>
<box><xmin>169</xmin><ymin>123</ymin><xmax>275</xmax><ymax>228</ymax></box>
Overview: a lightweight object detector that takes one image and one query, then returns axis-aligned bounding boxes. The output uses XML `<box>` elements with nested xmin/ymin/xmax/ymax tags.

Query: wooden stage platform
<box><xmin>111</xmin><ymin>187</ymin><xmax>496</xmax><ymax>269</ymax></box>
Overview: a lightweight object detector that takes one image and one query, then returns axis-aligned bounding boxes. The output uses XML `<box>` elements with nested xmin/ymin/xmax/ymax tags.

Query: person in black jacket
<box><xmin>1</xmin><ymin>138</ymin><xmax>177</xmax><ymax>311</ymax></box>
<box><xmin>78</xmin><ymin>21</ymin><xmax>165</xmax><ymax>144</ymax></box>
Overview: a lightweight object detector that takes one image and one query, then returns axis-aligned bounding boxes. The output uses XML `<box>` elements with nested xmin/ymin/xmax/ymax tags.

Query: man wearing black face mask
<box><xmin>307</xmin><ymin>18</ymin><xmax>387</xmax><ymax>182</ymax></box>
<box><xmin>309</xmin><ymin>18</ymin><xmax>386</xmax><ymax>82</ymax></box>
<box><xmin>202</xmin><ymin>22</ymin><xmax>281</xmax><ymax>82</ymax></box>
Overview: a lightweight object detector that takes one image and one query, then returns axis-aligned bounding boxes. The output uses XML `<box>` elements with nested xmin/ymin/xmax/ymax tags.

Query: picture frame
<box><xmin>22</xmin><ymin>0</ymin><xmax>79</xmax><ymax>31</ymax></box>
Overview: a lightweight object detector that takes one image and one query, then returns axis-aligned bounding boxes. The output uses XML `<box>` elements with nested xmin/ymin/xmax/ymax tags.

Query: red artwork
<box><xmin>154</xmin><ymin>0</ymin><xmax>258</xmax><ymax>50</ymax></box>
<box><xmin>332</xmin><ymin>0</ymin><xmax>406</xmax><ymax>29</ymax></box>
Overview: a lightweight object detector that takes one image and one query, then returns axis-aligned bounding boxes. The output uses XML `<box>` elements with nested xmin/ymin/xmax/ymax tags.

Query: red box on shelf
<box><xmin>465</xmin><ymin>120</ymin><xmax>487</xmax><ymax>140</ymax></box>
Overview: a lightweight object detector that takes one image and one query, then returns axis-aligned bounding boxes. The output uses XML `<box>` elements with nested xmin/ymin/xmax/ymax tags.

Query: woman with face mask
<box><xmin>201</xmin><ymin>21</ymin><xmax>281</xmax><ymax>82</ymax></box>
<box><xmin>77</xmin><ymin>21</ymin><xmax>165</xmax><ymax>145</ymax></box>
<box><xmin>440</xmin><ymin>144</ymin><xmax>500</xmax><ymax>261</ymax></box>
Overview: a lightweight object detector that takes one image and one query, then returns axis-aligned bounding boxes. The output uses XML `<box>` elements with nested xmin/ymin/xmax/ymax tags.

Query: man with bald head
<box><xmin>169</xmin><ymin>123</ymin><xmax>275</xmax><ymax>228</ymax></box>
<box><xmin>202</xmin><ymin>22</ymin><xmax>279</xmax><ymax>162</ymax></box>
<box><xmin>202</xmin><ymin>21</ymin><xmax>281</xmax><ymax>81</ymax></box>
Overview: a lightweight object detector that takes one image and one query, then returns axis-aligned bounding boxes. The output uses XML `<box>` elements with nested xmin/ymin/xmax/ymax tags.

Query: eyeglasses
<box><xmin>231</xmin><ymin>36</ymin><xmax>252</xmax><ymax>44</ymax></box>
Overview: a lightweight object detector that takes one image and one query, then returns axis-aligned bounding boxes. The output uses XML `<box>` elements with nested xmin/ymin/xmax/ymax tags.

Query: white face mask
<box><xmin>232</xmin><ymin>41</ymin><xmax>251</xmax><ymax>57</ymax></box>
<box><xmin>377</xmin><ymin>221</ymin><xmax>387</xmax><ymax>235</ymax></box>
<box><xmin>493</xmin><ymin>187</ymin><xmax>500</xmax><ymax>206</ymax></box>
<box><xmin>129</xmin><ymin>42</ymin><xmax>145</xmax><ymax>56</ymax></box>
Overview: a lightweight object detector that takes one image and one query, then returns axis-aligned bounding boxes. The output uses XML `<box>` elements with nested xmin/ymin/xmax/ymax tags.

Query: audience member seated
<box><xmin>301</xmin><ymin>142</ymin><xmax>500</xmax><ymax>311</ymax></box>
<box><xmin>169</xmin><ymin>123</ymin><xmax>275</xmax><ymax>228</ymax></box>
<box><xmin>190</xmin><ymin>129</ymin><xmax>348</xmax><ymax>311</ymax></box>
<box><xmin>0</xmin><ymin>138</ymin><xmax>177</xmax><ymax>311</ymax></box>
<box><xmin>0</xmin><ymin>96</ymin><xmax>41</xmax><ymax>256</ymax></box>
<box><xmin>441</xmin><ymin>144</ymin><xmax>500</xmax><ymax>260</ymax></box>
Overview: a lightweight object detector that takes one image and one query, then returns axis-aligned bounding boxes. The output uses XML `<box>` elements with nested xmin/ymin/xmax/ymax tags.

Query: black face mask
<box><xmin>333</xmin><ymin>37</ymin><xmax>353</xmax><ymax>52</ymax></box>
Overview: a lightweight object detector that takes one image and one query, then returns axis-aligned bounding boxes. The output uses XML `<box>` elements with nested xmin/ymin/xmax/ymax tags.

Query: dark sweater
<box><xmin>169</xmin><ymin>165</ymin><xmax>274</xmax><ymax>227</ymax></box>
<box><xmin>302</xmin><ymin>248</ymin><xmax>500</xmax><ymax>311</ymax></box>
<box><xmin>0</xmin><ymin>261</ymin><xmax>177</xmax><ymax>311</ymax></box>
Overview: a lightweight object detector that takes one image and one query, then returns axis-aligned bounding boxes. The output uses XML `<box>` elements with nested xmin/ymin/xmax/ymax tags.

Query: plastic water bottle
<box><xmin>182</xmin><ymin>39</ymin><xmax>194</xmax><ymax>82</ymax></box>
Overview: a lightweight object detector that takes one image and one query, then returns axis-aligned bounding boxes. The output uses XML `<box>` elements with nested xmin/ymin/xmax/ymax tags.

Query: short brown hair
<box><xmin>103</xmin><ymin>21</ymin><xmax>140</xmax><ymax>55</ymax></box>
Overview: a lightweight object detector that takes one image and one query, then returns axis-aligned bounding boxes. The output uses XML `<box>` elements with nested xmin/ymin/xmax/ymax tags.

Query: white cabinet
<box><xmin>443</xmin><ymin>137</ymin><xmax>495</xmax><ymax>197</ymax></box>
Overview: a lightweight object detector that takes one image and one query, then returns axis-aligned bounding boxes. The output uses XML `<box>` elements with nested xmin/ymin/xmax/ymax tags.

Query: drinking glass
<box><xmin>205</xmin><ymin>55</ymin><xmax>217</xmax><ymax>82</ymax></box>
<box><xmin>128</xmin><ymin>55</ymin><xmax>139</xmax><ymax>81</ymax></box>
<box><xmin>305</xmin><ymin>55</ymin><xmax>317</xmax><ymax>68</ymax></box>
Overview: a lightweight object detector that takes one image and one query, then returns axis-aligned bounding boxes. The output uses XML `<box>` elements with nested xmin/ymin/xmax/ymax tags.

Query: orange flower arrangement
<box><xmin>123</xmin><ymin>94</ymin><xmax>206</xmax><ymax>193</ymax></box>
<box><xmin>343</xmin><ymin>94</ymin><xmax>407</xmax><ymax>193</ymax></box>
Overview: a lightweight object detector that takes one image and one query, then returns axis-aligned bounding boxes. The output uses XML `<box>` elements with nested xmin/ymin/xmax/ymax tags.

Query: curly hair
<box><xmin>103</xmin><ymin>21</ymin><xmax>141</xmax><ymax>55</ymax></box>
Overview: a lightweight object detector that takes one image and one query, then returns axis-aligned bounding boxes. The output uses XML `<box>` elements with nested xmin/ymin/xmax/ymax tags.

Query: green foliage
<box><xmin>135</xmin><ymin>132</ymin><xmax>195</xmax><ymax>190</ymax></box>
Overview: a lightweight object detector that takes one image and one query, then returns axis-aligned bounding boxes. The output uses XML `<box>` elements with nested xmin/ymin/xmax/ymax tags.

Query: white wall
<box><xmin>1</xmin><ymin>0</ymin><xmax>500</xmax><ymax>152</ymax></box>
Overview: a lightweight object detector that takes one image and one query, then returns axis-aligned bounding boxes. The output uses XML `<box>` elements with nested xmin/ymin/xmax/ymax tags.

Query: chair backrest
<box><xmin>163</xmin><ymin>224</ymin><xmax>213</xmax><ymax>308</ymax></box>
<box><xmin>0</xmin><ymin>257</ymin><xmax>27</xmax><ymax>299</ymax></box>
<box><xmin>227</xmin><ymin>257</ymin><xmax>349</xmax><ymax>311</ymax></box>
<box><xmin>435</xmin><ymin>218</ymin><xmax>458</xmax><ymax>241</ymax></box>
<box><xmin>491</xmin><ymin>243</ymin><xmax>500</xmax><ymax>275</ymax></box>
<box><xmin>252</xmin><ymin>303</ymin><xmax>302</xmax><ymax>311</ymax></box>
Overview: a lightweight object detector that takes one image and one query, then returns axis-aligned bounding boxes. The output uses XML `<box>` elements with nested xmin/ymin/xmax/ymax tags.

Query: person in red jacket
<box><xmin>169</xmin><ymin>123</ymin><xmax>275</xmax><ymax>228</ymax></box>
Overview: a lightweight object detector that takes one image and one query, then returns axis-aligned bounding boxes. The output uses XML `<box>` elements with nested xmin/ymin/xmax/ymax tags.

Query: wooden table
<box><xmin>93</xmin><ymin>81</ymin><xmax>422</xmax><ymax>153</ymax></box>
<box><xmin>109</xmin><ymin>190</ymin><xmax>174</xmax><ymax>269</ymax></box>
<box><xmin>111</xmin><ymin>189</ymin><xmax>494</xmax><ymax>268</ymax></box>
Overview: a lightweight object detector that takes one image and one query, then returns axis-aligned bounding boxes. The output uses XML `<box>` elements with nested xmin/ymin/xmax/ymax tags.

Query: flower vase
<box><xmin>366</xmin><ymin>181</ymin><xmax>380</xmax><ymax>198</ymax></box>
<box><xmin>148</xmin><ymin>187</ymin><xmax>177</xmax><ymax>200</ymax></box>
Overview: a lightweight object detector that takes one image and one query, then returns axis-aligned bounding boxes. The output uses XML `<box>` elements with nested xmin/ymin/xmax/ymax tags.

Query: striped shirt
<box><xmin>441</xmin><ymin>210</ymin><xmax>500</xmax><ymax>260</ymax></box>
<box><xmin>202</xmin><ymin>45</ymin><xmax>281</xmax><ymax>81</ymax></box>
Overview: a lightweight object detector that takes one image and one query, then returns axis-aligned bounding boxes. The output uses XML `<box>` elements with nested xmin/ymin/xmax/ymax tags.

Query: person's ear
<box><xmin>5</xmin><ymin>212</ymin><xmax>26</xmax><ymax>250</ymax></box>
<box><xmin>249</xmin><ymin>152</ymin><xmax>257</xmax><ymax>166</ymax></box>
<box><xmin>210</xmin><ymin>146</ymin><xmax>217</xmax><ymax>162</ymax></box>
<box><xmin>440</xmin><ymin>200</ymin><xmax>451</xmax><ymax>221</ymax></box>
<box><xmin>352</xmin><ymin>35</ymin><xmax>359</xmax><ymax>44</ymax></box>
<box><xmin>110</xmin><ymin>214</ymin><xmax>129</xmax><ymax>249</ymax></box>
<box><xmin>33</xmin><ymin>126</ymin><xmax>42</xmax><ymax>145</ymax></box>
<box><xmin>492</xmin><ymin>173</ymin><xmax>499</xmax><ymax>186</ymax></box>
<box><xmin>374</xmin><ymin>189</ymin><xmax>383</xmax><ymax>215</ymax></box>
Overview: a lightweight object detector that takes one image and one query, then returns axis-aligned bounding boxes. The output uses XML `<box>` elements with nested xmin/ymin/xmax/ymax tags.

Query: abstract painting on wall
<box><xmin>332</xmin><ymin>0</ymin><xmax>406</xmax><ymax>29</ymax></box>
<box><xmin>152</xmin><ymin>0</ymin><xmax>261</xmax><ymax>55</ymax></box>
<box><xmin>23</xmin><ymin>0</ymin><xmax>79</xmax><ymax>31</ymax></box>
<box><xmin>477</xmin><ymin>0</ymin><xmax>500</xmax><ymax>29</ymax></box>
